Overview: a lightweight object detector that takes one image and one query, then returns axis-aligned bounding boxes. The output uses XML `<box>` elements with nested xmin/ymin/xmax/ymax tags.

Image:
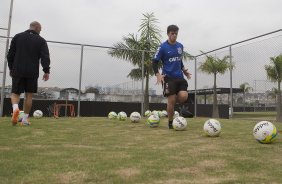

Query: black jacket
<box><xmin>7</xmin><ymin>30</ymin><xmax>50</xmax><ymax>78</ymax></box>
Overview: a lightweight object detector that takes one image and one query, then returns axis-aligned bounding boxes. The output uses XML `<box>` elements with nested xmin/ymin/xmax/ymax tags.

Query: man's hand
<box><xmin>42</xmin><ymin>73</ymin><xmax>49</xmax><ymax>81</ymax></box>
<box><xmin>183</xmin><ymin>69</ymin><xmax>192</xmax><ymax>80</ymax></box>
<box><xmin>156</xmin><ymin>73</ymin><xmax>164</xmax><ymax>85</ymax></box>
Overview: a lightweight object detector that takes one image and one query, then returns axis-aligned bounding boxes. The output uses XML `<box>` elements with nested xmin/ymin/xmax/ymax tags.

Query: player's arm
<box><xmin>152</xmin><ymin>46</ymin><xmax>164</xmax><ymax>84</ymax></box>
<box><xmin>180</xmin><ymin>46</ymin><xmax>191</xmax><ymax>79</ymax></box>
<box><xmin>181</xmin><ymin>61</ymin><xmax>191</xmax><ymax>79</ymax></box>
<box><xmin>40</xmin><ymin>39</ymin><xmax>51</xmax><ymax>81</ymax></box>
<box><xmin>152</xmin><ymin>59</ymin><xmax>164</xmax><ymax>85</ymax></box>
<box><xmin>7</xmin><ymin>35</ymin><xmax>17</xmax><ymax>76</ymax></box>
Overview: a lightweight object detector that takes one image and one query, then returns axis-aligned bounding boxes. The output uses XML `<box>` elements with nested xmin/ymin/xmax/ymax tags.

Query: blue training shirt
<box><xmin>153</xmin><ymin>40</ymin><xmax>184</xmax><ymax>79</ymax></box>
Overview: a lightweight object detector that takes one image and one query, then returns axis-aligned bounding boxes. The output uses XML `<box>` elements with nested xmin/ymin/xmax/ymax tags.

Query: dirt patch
<box><xmin>26</xmin><ymin>144</ymin><xmax>53</xmax><ymax>149</ymax></box>
<box><xmin>104</xmin><ymin>152</ymin><xmax>131</xmax><ymax>159</ymax></box>
<box><xmin>197</xmin><ymin>159</ymin><xmax>227</xmax><ymax>170</ymax></box>
<box><xmin>170</xmin><ymin>167</ymin><xmax>201</xmax><ymax>175</ymax></box>
<box><xmin>192</xmin><ymin>175</ymin><xmax>237</xmax><ymax>184</ymax></box>
<box><xmin>32</xmin><ymin>130</ymin><xmax>46</xmax><ymax>136</ymax></box>
<box><xmin>62</xmin><ymin>144</ymin><xmax>95</xmax><ymax>149</ymax></box>
<box><xmin>115</xmin><ymin>168</ymin><xmax>140</xmax><ymax>179</ymax></box>
<box><xmin>0</xmin><ymin>146</ymin><xmax>12</xmax><ymax>151</ymax></box>
<box><xmin>57</xmin><ymin>171</ymin><xmax>87</xmax><ymax>184</ymax></box>
<box><xmin>153</xmin><ymin>179</ymin><xmax>190</xmax><ymax>184</ymax></box>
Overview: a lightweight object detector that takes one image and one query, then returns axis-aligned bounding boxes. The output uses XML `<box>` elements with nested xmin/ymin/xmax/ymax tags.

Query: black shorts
<box><xmin>163</xmin><ymin>76</ymin><xmax>188</xmax><ymax>97</ymax></box>
<box><xmin>12</xmin><ymin>77</ymin><xmax>38</xmax><ymax>94</ymax></box>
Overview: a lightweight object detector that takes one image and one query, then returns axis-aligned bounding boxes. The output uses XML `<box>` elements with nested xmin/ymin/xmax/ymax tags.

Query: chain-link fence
<box><xmin>193</xmin><ymin>31</ymin><xmax>282</xmax><ymax>121</ymax></box>
<box><xmin>1</xmin><ymin>29</ymin><xmax>282</xmax><ymax>120</ymax></box>
<box><xmin>0</xmin><ymin>36</ymin><xmax>166</xmax><ymax>117</ymax></box>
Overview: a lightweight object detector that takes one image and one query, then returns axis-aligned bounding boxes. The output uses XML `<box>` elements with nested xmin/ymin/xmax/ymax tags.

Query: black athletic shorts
<box><xmin>12</xmin><ymin>77</ymin><xmax>38</xmax><ymax>94</ymax></box>
<box><xmin>162</xmin><ymin>76</ymin><xmax>188</xmax><ymax>97</ymax></box>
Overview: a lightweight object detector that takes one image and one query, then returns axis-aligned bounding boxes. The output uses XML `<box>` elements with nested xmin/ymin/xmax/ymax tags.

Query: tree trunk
<box><xmin>276</xmin><ymin>82</ymin><xmax>282</xmax><ymax>122</ymax></box>
<box><xmin>144</xmin><ymin>72</ymin><xmax>150</xmax><ymax>115</ymax></box>
<box><xmin>212</xmin><ymin>73</ymin><xmax>219</xmax><ymax>118</ymax></box>
<box><xmin>243</xmin><ymin>92</ymin><xmax>246</xmax><ymax>112</ymax></box>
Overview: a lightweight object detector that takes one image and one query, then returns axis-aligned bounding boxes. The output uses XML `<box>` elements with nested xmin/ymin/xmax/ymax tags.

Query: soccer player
<box><xmin>152</xmin><ymin>25</ymin><xmax>191</xmax><ymax>129</ymax></box>
<box><xmin>7</xmin><ymin>21</ymin><xmax>50</xmax><ymax>125</ymax></box>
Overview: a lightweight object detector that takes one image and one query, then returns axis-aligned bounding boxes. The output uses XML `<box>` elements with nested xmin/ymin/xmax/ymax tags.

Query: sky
<box><xmin>1</xmin><ymin>0</ymin><xmax>281</xmax><ymax>54</ymax></box>
<box><xmin>0</xmin><ymin>0</ymin><xmax>282</xmax><ymax>94</ymax></box>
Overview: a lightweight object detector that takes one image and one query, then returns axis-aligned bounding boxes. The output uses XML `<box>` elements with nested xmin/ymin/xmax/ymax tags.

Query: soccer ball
<box><xmin>108</xmin><ymin>111</ymin><xmax>117</xmax><ymax>119</ymax></box>
<box><xmin>33</xmin><ymin>110</ymin><xmax>43</xmax><ymax>118</ymax></box>
<box><xmin>172</xmin><ymin>117</ymin><xmax>187</xmax><ymax>131</ymax></box>
<box><xmin>161</xmin><ymin>110</ymin><xmax>168</xmax><ymax>117</ymax></box>
<box><xmin>146</xmin><ymin>114</ymin><xmax>160</xmax><ymax>128</ymax></box>
<box><xmin>130</xmin><ymin>112</ymin><xmax>141</xmax><ymax>123</ymax></box>
<box><xmin>18</xmin><ymin>110</ymin><xmax>25</xmax><ymax>122</ymax></box>
<box><xmin>174</xmin><ymin>111</ymin><xmax>179</xmax><ymax>118</ymax></box>
<box><xmin>151</xmin><ymin>110</ymin><xmax>160</xmax><ymax>117</ymax></box>
<box><xmin>144</xmin><ymin>110</ymin><xmax>151</xmax><ymax>117</ymax></box>
<box><xmin>117</xmin><ymin>111</ymin><xmax>127</xmax><ymax>121</ymax></box>
<box><xmin>203</xmin><ymin>119</ymin><xmax>221</xmax><ymax>137</ymax></box>
<box><xmin>253</xmin><ymin>121</ymin><xmax>278</xmax><ymax>144</ymax></box>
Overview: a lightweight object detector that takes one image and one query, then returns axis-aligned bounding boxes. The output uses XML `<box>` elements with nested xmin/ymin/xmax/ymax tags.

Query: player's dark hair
<box><xmin>167</xmin><ymin>25</ymin><xmax>179</xmax><ymax>34</ymax></box>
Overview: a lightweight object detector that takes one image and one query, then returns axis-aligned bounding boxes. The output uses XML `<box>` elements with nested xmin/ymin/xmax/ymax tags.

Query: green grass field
<box><xmin>0</xmin><ymin>117</ymin><xmax>281</xmax><ymax>184</ymax></box>
<box><xmin>233</xmin><ymin>112</ymin><xmax>277</xmax><ymax>121</ymax></box>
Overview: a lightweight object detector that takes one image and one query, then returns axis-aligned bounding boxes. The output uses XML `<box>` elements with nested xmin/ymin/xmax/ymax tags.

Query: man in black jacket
<box><xmin>7</xmin><ymin>21</ymin><xmax>50</xmax><ymax>125</ymax></box>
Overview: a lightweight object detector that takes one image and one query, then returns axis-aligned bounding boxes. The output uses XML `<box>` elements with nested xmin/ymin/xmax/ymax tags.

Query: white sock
<box><xmin>12</xmin><ymin>104</ymin><xmax>19</xmax><ymax>111</ymax></box>
<box><xmin>22</xmin><ymin>114</ymin><xmax>29</xmax><ymax>122</ymax></box>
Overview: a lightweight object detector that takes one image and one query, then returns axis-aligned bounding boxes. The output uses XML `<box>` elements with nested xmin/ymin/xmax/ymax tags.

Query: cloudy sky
<box><xmin>1</xmin><ymin>0</ymin><xmax>281</xmax><ymax>54</ymax></box>
<box><xmin>0</xmin><ymin>0</ymin><xmax>282</xmax><ymax>93</ymax></box>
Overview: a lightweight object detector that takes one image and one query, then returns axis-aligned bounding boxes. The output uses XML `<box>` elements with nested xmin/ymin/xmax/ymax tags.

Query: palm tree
<box><xmin>239</xmin><ymin>82</ymin><xmax>253</xmax><ymax>111</ymax></box>
<box><xmin>199</xmin><ymin>55</ymin><xmax>233</xmax><ymax>118</ymax></box>
<box><xmin>267</xmin><ymin>87</ymin><xmax>278</xmax><ymax>103</ymax></box>
<box><xmin>108</xmin><ymin>13</ymin><xmax>161</xmax><ymax>111</ymax></box>
<box><xmin>265</xmin><ymin>54</ymin><xmax>282</xmax><ymax>122</ymax></box>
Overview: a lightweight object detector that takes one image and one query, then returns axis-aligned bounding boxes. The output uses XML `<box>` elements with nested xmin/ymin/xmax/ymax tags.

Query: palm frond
<box><xmin>108</xmin><ymin>12</ymin><xmax>162</xmax><ymax>79</ymax></box>
<box><xmin>265</xmin><ymin>54</ymin><xmax>282</xmax><ymax>83</ymax></box>
<box><xmin>127</xmin><ymin>68</ymin><xmax>142</xmax><ymax>80</ymax></box>
<box><xmin>199</xmin><ymin>55</ymin><xmax>232</xmax><ymax>78</ymax></box>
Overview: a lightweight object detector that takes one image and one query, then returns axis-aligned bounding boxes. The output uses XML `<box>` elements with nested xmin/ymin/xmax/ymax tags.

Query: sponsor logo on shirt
<box><xmin>169</xmin><ymin>57</ymin><xmax>182</xmax><ymax>62</ymax></box>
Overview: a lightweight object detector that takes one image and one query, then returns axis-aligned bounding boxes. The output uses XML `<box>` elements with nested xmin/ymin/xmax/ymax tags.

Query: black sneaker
<box><xmin>179</xmin><ymin>105</ymin><xmax>194</xmax><ymax>118</ymax></box>
<box><xmin>168</xmin><ymin>123</ymin><xmax>173</xmax><ymax>129</ymax></box>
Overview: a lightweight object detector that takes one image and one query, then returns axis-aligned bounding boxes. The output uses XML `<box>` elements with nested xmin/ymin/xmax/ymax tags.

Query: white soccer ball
<box><xmin>146</xmin><ymin>114</ymin><xmax>160</xmax><ymax>128</ymax></box>
<box><xmin>151</xmin><ymin>110</ymin><xmax>160</xmax><ymax>117</ymax></box>
<box><xmin>18</xmin><ymin>110</ymin><xmax>25</xmax><ymax>122</ymax></box>
<box><xmin>253</xmin><ymin>121</ymin><xmax>278</xmax><ymax>144</ymax></box>
<box><xmin>117</xmin><ymin>111</ymin><xmax>127</xmax><ymax>121</ymax></box>
<box><xmin>161</xmin><ymin>110</ymin><xmax>168</xmax><ymax>117</ymax></box>
<box><xmin>174</xmin><ymin>111</ymin><xmax>179</xmax><ymax>118</ymax></box>
<box><xmin>144</xmin><ymin>110</ymin><xmax>152</xmax><ymax>117</ymax></box>
<box><xmin>130</xmin><ymin>112</ymin><xmax>141</xmax><ymax>123</ymax></box>
<box><xmin>33</xmin><ymin>110</ymin><xmax>43</xmax><ymax>118</ymax></box>
<box><xmin>108</xmin><ymin>111</ymin><xmax>117</xmax><ymax>119</ymax></box>
<box><xmin>203</xmin><ymin>119</ymin><xmax>221</xmax><ymax>137</ymax></box>
<box><xmin>172</xmin><ymin>117</ymin><xmax>187</xmax><ymax>131</ymax></box>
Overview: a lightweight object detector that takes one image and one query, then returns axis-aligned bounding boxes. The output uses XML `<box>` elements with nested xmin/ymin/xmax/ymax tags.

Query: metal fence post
<box><xmin>194</xmin><ymin>57</ymin><xmax>197</xmax><ymax>117</ymax></box>
<box><xmin>229</xmin><ymin>46</ymin><xmax>233</xmax><ymax>118</ymax></box>
<box><xmin>141</xmin><ymin>51</ymin><xmax>145</xmax><ymax>116</ymax></box>
<box><xmin>0</xmin><ymin>0</ymin><xmax>14</xmax><ymax>117</ymax></box>
<box><xmin>77</xmin><ymin>45</ymin><xmax>84</xmax><ymax>117</ymax></box>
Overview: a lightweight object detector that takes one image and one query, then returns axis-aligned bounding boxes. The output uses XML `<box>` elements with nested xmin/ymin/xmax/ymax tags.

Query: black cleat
<box><xmin>168</xmin><ymin>121</ymin><xmax>173</xmax><ymax>129</ymax></box>
<box><xmin>179</xmin><ymin>105</ymin><xmax>194</xmax><ymax>118</ymax></box>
